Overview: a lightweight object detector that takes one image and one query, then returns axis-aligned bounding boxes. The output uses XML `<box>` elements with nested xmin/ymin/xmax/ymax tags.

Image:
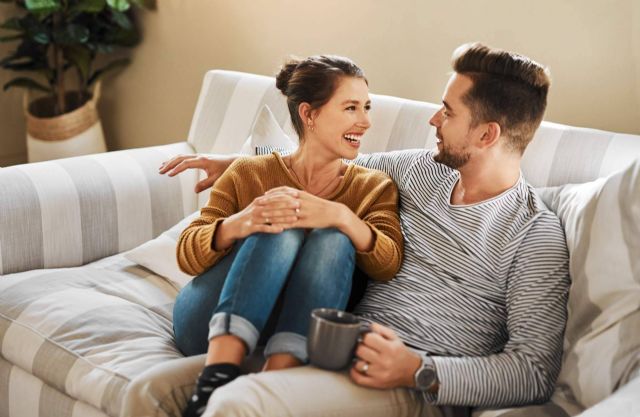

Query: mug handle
<box><xmin>357</xmin><ymin>322</ymin><xmax>371</xmax><ymax>343</ymax></box>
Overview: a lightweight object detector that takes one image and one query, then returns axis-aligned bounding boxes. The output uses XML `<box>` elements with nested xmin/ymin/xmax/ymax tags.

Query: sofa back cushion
<box><xmin>188</xmin><ymin>70</ymin><xmax>640</xmax><ymax>189</ymax></box>
<box><xmin>537</xmin><ymin>161</ymin><xmax>640</xmax><ymax>408</ymax></box>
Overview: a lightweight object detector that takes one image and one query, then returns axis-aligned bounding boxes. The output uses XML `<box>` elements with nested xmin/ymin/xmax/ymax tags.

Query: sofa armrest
<box><xmin>577</xmin><ymin>376</ymin><xmax>640</xmax><ymax>417</ymax></box>
<box><xmin>0</xmin><ymin>142</ymin><xmax>199</xmax><ymax>275</ymax></box>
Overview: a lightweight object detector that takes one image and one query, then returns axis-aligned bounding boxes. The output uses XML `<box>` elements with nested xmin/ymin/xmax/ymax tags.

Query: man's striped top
<box><xmin>353</xmin><ymin>149</ymin><xmax>570</xmax><ymax>408</ymax></box>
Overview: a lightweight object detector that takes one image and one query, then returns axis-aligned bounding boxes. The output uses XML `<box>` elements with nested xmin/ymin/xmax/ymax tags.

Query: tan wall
<box><xmin>1</xmin><ymin>0</ymin><xmax>639</xmax><ymax>165</ymax></box>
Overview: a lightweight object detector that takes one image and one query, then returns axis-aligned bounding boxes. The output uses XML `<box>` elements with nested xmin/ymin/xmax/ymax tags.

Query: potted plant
<box><xmin>0</xmin><ymin>0</ymin><xmax>154</xmax><ymax>162</ymax></box>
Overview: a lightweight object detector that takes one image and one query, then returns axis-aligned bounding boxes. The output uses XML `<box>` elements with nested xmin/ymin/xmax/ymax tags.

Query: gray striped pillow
<box><xmin>537</xmin><ymin>160</ymin><xmax>640</xmax><ymax>408</ymax></box>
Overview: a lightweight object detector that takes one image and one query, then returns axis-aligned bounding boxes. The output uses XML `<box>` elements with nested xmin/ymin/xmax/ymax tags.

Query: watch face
<box><xmin>417</xmin><ymin>366</ymin><xmax>435</xmax><ymax>388</ymax></box>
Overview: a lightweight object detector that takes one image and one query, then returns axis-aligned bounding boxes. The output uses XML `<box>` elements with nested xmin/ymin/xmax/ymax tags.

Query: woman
<box><xmin>172</xmin><ymin>55</ymin><xmax>403</xmax><ymax>417</ymax></box>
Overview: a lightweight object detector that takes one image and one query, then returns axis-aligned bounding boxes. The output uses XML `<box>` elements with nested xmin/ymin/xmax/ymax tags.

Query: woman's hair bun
<box><xmin>275</xmin><ymin>58</ymin><xmax>302</xmax><ymax>95</ymax></box>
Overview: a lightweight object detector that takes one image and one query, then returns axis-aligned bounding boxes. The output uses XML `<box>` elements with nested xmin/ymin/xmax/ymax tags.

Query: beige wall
<box><xmin>1</xmin><ymin>0</ymin><xmax>639</xmax><ymax>165</ymax></box>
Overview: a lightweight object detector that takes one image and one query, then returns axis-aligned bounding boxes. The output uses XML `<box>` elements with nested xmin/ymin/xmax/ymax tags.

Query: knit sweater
<box><xmin>177</xmin><ymin>152</ymin><xmax>403</xmax><ymax>281</ymax></box>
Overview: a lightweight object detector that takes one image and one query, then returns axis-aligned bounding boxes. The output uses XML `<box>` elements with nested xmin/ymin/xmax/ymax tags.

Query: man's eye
<box><xmin>364</xmin><ymin>104</ymin><xmax>371</xmax><ymax>112</ymax></box>
<box><xmin>346</xmin><ymin>106</ymin><xmax>356</xmax><ymax>111</ymax></box>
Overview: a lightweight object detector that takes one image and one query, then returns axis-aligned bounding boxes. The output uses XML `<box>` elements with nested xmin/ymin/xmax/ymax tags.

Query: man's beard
<box><xmin>433</xmin><ymin>141</ymin><xmax>470</xmax><ymax>169</ymax></box>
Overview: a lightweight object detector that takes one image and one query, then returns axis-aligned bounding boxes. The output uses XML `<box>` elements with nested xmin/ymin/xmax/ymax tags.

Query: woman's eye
<box><xmin>346</xmin><ymin>106</ymin><xmax>356</xmax><ymax>111</ymax></box>
<box><xmin>364</xmin><ymin>104</ymin><xmax>371</xmax><ymax>112</ymax></box>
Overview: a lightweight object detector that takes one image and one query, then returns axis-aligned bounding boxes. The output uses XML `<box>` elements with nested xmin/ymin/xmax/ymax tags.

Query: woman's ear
<box><xmin>298</xmin><ymin>102</ymin><xmax>316</xmax><ymax>131</ymax></box>
<box><xmin>298</xmin><ymin>102</ymin><xmax>312</xmax><ymax>125</ymax></box>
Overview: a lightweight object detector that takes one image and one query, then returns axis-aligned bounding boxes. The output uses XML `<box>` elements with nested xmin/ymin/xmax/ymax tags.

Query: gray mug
<box><xmin>307</xmin><ymin>308</ymin><xmax>369</xmax><ymax>370</ymax></box>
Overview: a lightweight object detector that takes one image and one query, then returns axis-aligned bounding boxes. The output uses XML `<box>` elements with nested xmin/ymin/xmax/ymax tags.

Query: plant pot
<box><xmin>24</xmin><ymin>82</ymin><xmax>107</xmax><ymax>162</ymax></box>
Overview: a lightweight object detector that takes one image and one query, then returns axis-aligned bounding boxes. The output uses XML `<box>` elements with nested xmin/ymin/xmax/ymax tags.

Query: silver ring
<box><xmin>361</xmin><ymin>362</ymin><xmax>369</xmax><ymax>375</ymax></box>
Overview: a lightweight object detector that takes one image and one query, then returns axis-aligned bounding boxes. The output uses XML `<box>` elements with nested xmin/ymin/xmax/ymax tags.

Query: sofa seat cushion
<box><xmin>0</xmin><ymin>254</ymin><xmax>185</xmax><ymax>417</ymax></box>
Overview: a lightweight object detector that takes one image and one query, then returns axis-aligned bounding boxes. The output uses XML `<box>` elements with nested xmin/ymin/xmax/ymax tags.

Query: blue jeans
<box><xmin>173</xmin><ymin>228</ymin><xmax>356</xmax><ymax>362</ymax></box>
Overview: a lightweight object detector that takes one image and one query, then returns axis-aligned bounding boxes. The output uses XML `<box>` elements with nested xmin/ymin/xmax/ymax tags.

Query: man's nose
<box><xmin>429</xmin><ymin>108</ymin><xmax>442</xmax><ymax>127</ymax></box>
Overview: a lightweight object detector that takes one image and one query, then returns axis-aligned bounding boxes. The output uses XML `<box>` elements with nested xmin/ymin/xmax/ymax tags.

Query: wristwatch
<box><xmin>414</xmin><ymin>354</ymin><xmax>438</xmax><ymax>391</ymax></box>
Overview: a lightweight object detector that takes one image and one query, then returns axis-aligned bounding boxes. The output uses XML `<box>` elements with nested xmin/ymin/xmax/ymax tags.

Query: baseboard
<box><xmin>0</xmin><ymin>152</ymin><xmax>27</xmax><ymax>167</ymax></box>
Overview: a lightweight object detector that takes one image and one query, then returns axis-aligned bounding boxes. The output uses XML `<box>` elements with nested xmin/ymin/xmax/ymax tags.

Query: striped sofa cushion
<box><xmin>537</xmin><ymin>161</ymin><xmax>640</xmax><ymax>409</ymax></box>
<box><xmin>0</xmin><ymin>142</ymin><xmax>199</xmax><ymax>275</ymax></box>
<box><xmin>0</xmin><ymin>253</ymin><xmax>187</xmax><ymax>417</ymax></box>
<box><xmin>188</xmin><ymin>70</ymin><xmax>640</xmax><ymax>189</ymax></box>
<box><xmin>0</xmin><ymin>356</ymin><xmax>109</xmax><ymax>417</ymax></box>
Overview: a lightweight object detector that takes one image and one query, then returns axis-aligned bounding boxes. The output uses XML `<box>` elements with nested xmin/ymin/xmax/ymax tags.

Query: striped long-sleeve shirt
<box><xmin>353</xmin><ymin>149</ymin><xmax>570</xmax><ymax>408</ymax></box>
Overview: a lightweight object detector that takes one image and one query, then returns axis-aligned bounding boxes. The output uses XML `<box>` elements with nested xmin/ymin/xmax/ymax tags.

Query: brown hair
<box><xmin>276</xmin><ymin>55</ymin><xmax>367</xmax><ymax>139</ymax></box>
<box><xmin>452</xmin><ymin>43</ymin><xmax>551</xmax><ymax>154</ymax></box>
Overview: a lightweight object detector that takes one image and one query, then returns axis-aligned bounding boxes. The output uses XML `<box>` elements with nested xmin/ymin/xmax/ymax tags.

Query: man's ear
<box><xmin>478</xmin><ymin>122</ymin><xmax>501</xmax><ymax>148</ymax></box>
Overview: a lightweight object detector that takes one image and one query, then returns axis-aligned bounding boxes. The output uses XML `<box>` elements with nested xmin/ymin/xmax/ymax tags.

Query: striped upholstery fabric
<box><xmin>537</xmin><ymin>161</ymin><xmax>640</xmax><ymax>409</ymax></box>
<box><xmin>188</xmin><ymin>70</ymin><xmax>640</xmax><ymax>188</ymax></box>
<box><xmin>0</xmin><ymin>356</ymin><xmax>108</xmax><ymax>417</ymax></box>
<box><xmin>0</xmin><ymin>254</ymin><xmax>188</xmax><ymax>417</ymax></box>
<box><xmin>0</xmin><ymin>142</ymin><xmax>199</xmax><ymax>275</ymax></box>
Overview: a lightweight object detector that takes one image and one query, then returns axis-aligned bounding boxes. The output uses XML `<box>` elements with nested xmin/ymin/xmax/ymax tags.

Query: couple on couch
<box><xmin>159</xmin><ymin>43</ymin><xmax>570</xmax><ymax>417</ymax></box>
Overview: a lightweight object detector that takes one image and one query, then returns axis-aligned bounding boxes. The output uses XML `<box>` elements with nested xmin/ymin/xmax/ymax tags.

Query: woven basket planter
<box><xmin>24</xmin><ymin>82</ymin><xmax>107</xmax><ymax>162</ymax></box>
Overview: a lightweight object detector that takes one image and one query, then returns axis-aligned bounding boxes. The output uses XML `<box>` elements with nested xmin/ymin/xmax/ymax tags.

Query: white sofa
<box><xmin>0</xmin><ymin>70</ymin><xmax>638</xmax><ymax>417</ymax></box>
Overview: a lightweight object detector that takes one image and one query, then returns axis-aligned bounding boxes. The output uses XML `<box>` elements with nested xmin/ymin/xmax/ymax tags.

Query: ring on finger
<box><xmin>360</xmin><ymin>362</ymin><xmax>369</xmax><ymax>375</ymax></box>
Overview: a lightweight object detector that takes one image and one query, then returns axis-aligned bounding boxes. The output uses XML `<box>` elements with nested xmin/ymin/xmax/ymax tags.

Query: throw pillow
<box><xmin>124</xmin><ymin>211</ymin><xmax>199</xmax><ymax>288</ymax></box>
<box><xmin>239</xmin><ymin>104</ymin><xmax>297</xmax><ymax>155</ymax></box>
<box><xmin>536</xmin><ymin>160</ymin><xmax>640</xmax><ymax>408</ymax></box>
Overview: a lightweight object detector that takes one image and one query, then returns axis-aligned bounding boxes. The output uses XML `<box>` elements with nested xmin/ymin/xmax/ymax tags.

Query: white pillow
<box><xmin>239</xmin><ymin>104</ymin><xmax>298</xmax><ymax>155</ymax></box>
<box><xmin>124</xmin><ymin>211</ymin><xmax>199</xmax><ymax>288</ymax></box>
<box><xmin>536</xmin><ymin>160</ymin><xmax>640</xmax><ymax>408</ymax></box>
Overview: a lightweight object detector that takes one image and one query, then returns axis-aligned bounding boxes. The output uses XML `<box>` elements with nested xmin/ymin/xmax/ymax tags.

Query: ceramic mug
<box><xmin>307</xmin><ymin>308</ymin><xmax>369</xmax><ymax>370</ymax></box>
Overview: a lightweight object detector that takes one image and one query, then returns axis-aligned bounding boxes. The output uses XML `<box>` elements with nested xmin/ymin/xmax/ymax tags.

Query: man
<box><xmin>159</xmin><ymin>43</ymin><xmax>570</xmax><ymax>417</ymax></box>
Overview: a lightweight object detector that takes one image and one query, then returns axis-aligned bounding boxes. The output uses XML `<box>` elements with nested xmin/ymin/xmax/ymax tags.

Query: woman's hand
<box><xmin>263</xmin><ymin>186</ymin><xmax>346</xmax><ymax>230</ymax></box>
<box><xmin>214</xmin><ymin>193</ymin><xmax>300</xmax><ymax>250</ymax></box>
<box><xmin>263</xmin><ymin>186</ymin><xmax>375</xmax><ymax>252</ymax></box>
<box><xmin>158</xmin><ymin>153</ymin><xmax>237</xmax><ymax>193</ymax></box>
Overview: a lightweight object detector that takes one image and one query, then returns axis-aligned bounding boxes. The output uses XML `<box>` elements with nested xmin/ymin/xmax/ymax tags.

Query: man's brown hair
<box><xmin>452</xmin><ymin>43</ymin><xmax>551</xmax><ymax>154</ymax></box>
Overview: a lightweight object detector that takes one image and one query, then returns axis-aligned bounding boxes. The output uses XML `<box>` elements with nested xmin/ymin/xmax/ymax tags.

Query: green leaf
<box><xmin>130</xmin><ymin>0</ymin><xmax>155</xmax><ymax>9</ymax></box>
<box><xmin>106</xmin><ymin>0</ymin><xmax>130</xmax><ymax>12</ymax></box>
<box><xmin>32</xmin><ymin>31</ymin><xmax>49</xmax><ymax>44</ymax></box>
<box><xmin>70</xmin><ymin>0</ymin><xmax>106</xmax><ymax>13</ymax></box>
<box><xmin>105</xmin><ymin>26</ymin><xmax>139</xmax><ymax>47</ymax></box>
<box><xmin>88</xmin><ymin>57</ymin><xmax>128</xmax><ymax>85</ymax></box>
<box><xmin>0</xmin><ymin>34</ymin><xmax>23</xmax><ymax>42</ymax></box>
<box><xmin>110</xmin><ymin>10</ymin><xmax>132</xmax><ymax>30</ymax></box>
<box><xmin>0</xmin><ymin>18</ymin><xmax>23</xmax><ymax>31</ymax></box>
<box><xmin>63</xmin><ymin>45</ymin><xmax>91</xmax><ymax>81</ymax></box>
<box><xmin>25</xmin><ymin>0</ymin><xmax>61</xmax><ymax>14</ymax></box>
<box><xmin>22</xmin><ymin>14</ymin><xmax>50</xmax><ymax>44</ymax></box>
<box><xmin>53</xmin><ymin>24</ymin><xmax>90</xmax><ymax>44</ymax></box>
<box><xmin>3</xmin><ymin>77</ymin><xmax>52</xmax><ymax>93</ymax></box>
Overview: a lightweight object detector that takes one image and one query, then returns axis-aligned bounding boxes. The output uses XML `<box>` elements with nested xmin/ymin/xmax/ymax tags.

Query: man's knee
<box><xmin>204</xmin><ymin>375</ymin><xmax>270</xmax><ymax>417</ymax></box>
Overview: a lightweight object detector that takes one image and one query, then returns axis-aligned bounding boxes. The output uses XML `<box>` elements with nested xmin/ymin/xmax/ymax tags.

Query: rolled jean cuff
<box><xmin>264</xmin><ymin>332</ymin><xmax>308</xmax><ymax>363</ymax></box>
<box><xmin>208</xmin><ymin>313</ymin><xmax>260</xmax><ymax>355</ymax></box>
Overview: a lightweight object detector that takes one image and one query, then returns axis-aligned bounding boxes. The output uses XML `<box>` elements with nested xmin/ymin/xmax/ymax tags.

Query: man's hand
<box><xmin>350</xmin><ymin>322</ymin><xmax>422</xmax><ymax>389</ymax></box>
<box><xmin>158</xmin><ymin>153</ymin><xmax>236</xmax><ymax>193</ymax></box>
